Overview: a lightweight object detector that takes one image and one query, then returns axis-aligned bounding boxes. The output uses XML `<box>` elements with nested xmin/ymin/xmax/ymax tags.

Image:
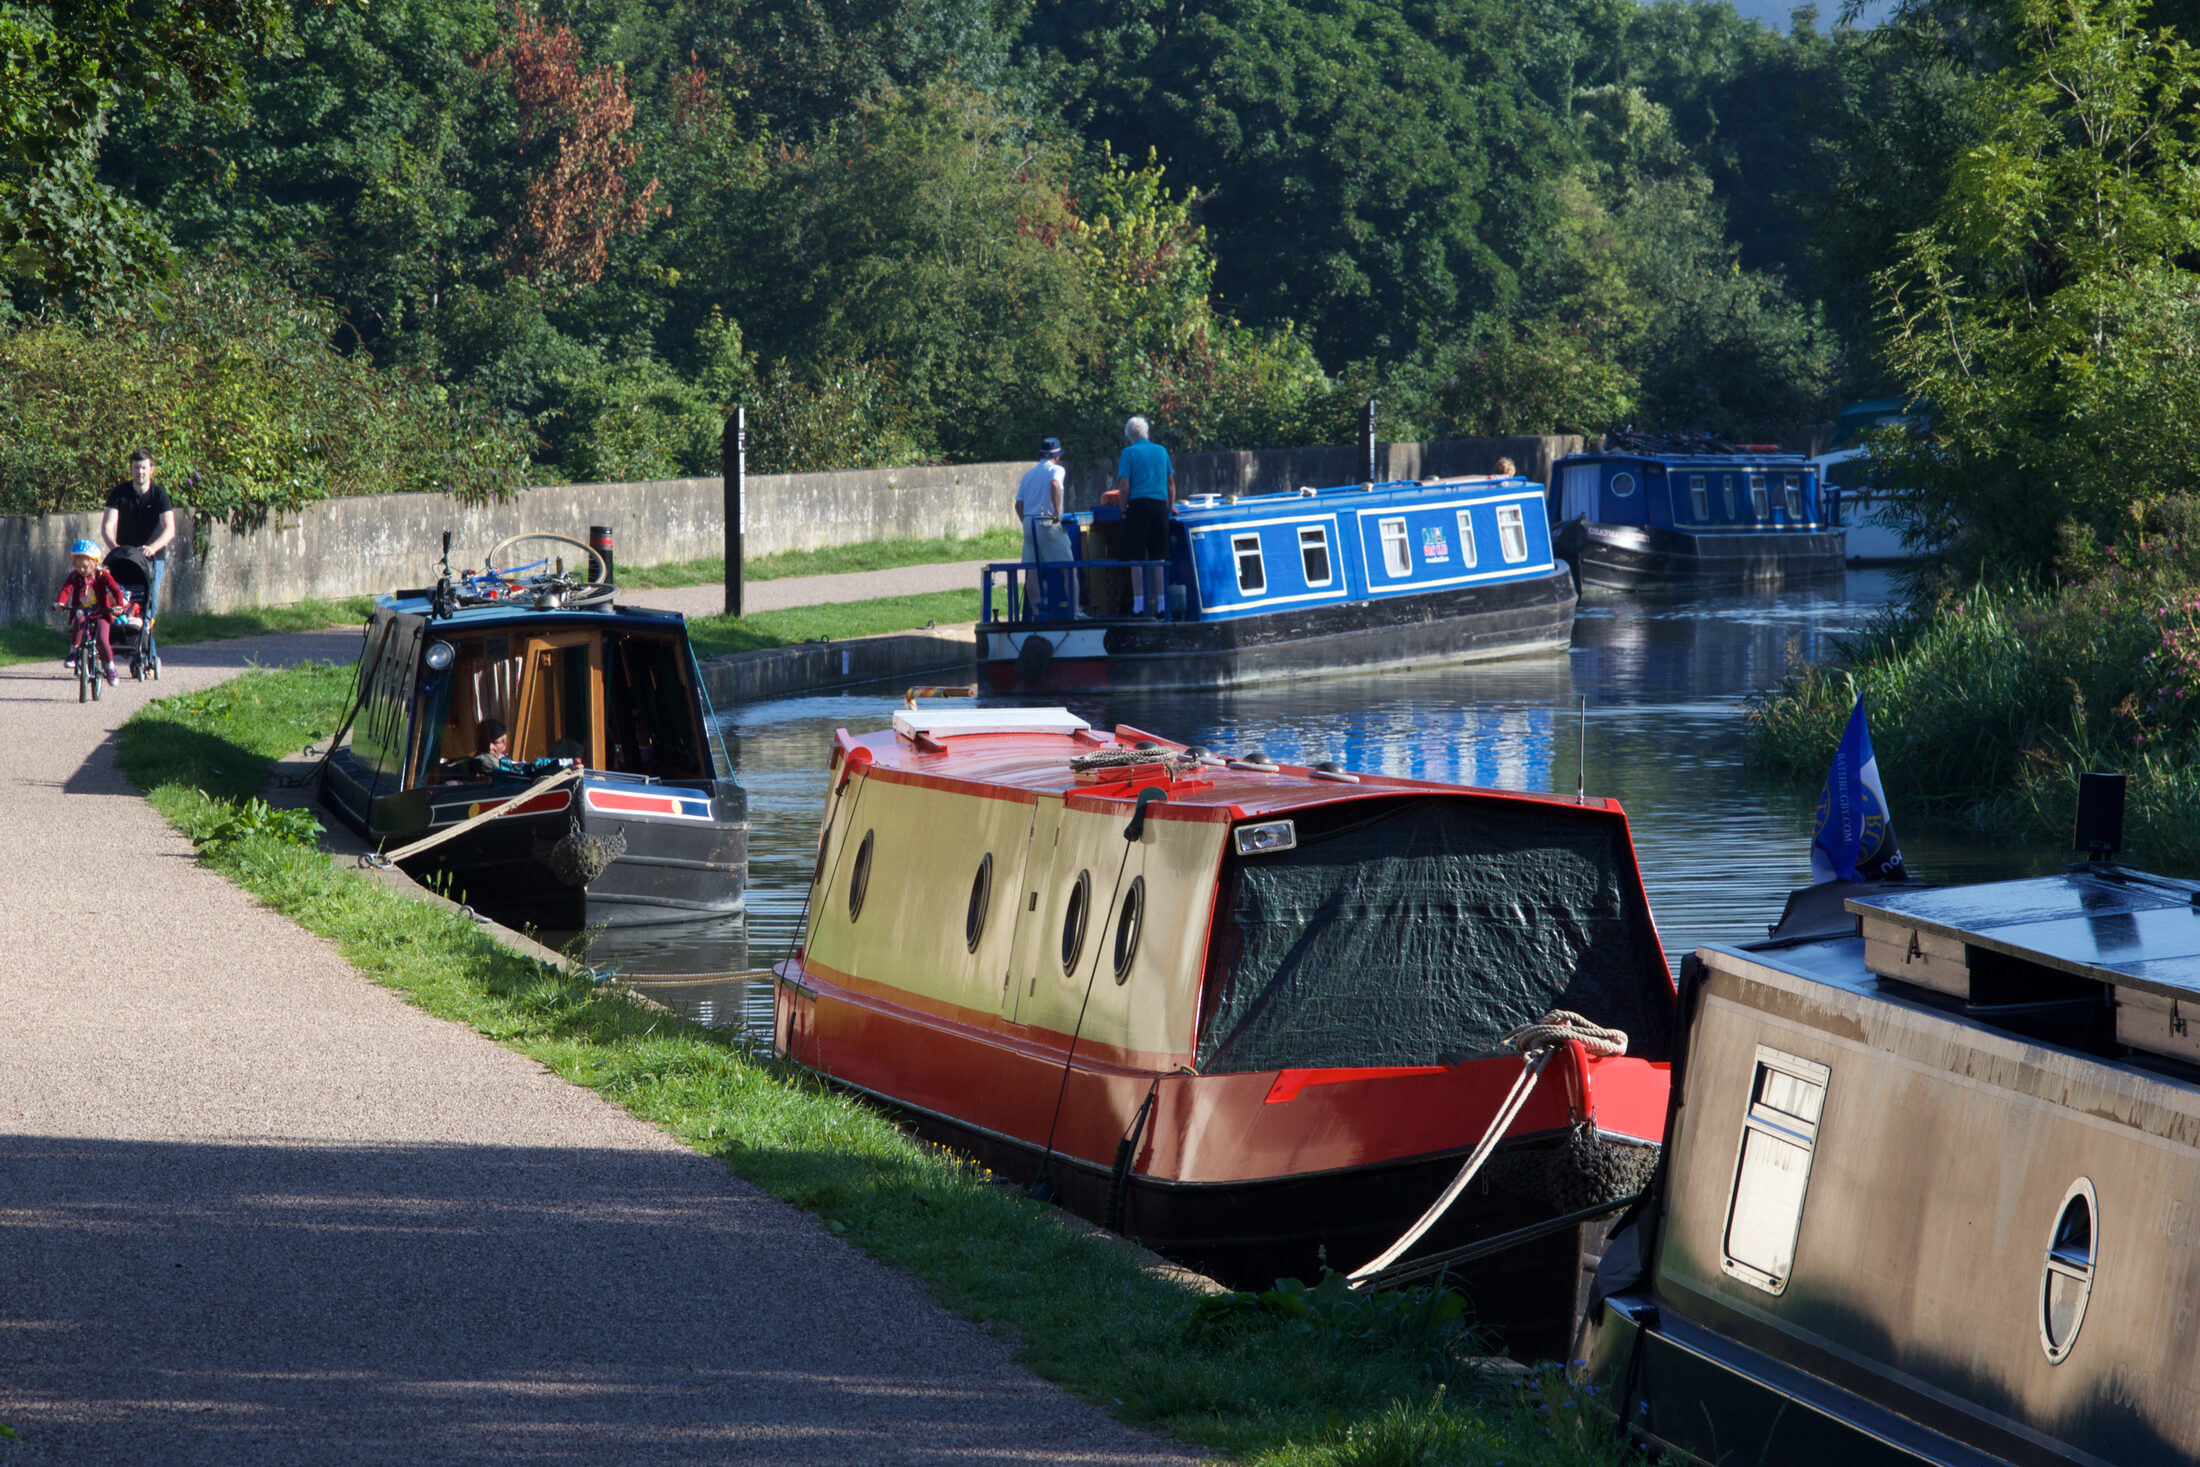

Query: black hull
<box><xmin>846</xmin><ymin>1079</ymin><xmax>1612</xmax><ymax>1360</ymax></box>
<box><xmin>1555</xmin><ymin>520</ymin><xmax>1847</xmax><ymax>592</ymax></box>
<box><xmin>977</xmin><ymin>567</ymin><xmax>1577</xmax><ymax>692</ymax></box>
<box><xmin>319</xmin><ymin>756</ymin><xmax>747</xmax><ymax>930</ymax></box>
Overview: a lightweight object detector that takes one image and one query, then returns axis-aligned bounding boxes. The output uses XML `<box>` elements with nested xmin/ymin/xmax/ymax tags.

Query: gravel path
<box><xmin>0</xmin><ymin>634</ymin><xmax>1198</xmax><ymax>1465</ymax></box>
<box><xmin>615</xmin><ymin>561</ymin><xmax>988</xmax><ymax>619</ymax></box>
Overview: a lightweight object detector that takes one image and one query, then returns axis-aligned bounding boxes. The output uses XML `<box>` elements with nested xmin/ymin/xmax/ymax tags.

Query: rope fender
<box><xmin>1346</xmin><ymin>1010</ymin><xmax>1628</xmax><ymax>1287</ymax></box>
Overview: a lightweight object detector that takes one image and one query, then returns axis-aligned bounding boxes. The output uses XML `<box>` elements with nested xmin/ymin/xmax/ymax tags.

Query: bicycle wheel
<box><xmin>89</xmin><ymin>660</ymin><xmax>102</xmax><ymax>701</ymax></box>
<box><xmin>76</xmin><ymin>644</ymin><xmax>89</xmax><ymax>703</ymax></box>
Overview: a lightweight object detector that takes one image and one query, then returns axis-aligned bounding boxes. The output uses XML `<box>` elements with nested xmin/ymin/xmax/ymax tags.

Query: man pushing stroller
<box><xmin>55</xmin><ymin>539</ymin><xmax>131</xmax><ymax>686</ymax></box>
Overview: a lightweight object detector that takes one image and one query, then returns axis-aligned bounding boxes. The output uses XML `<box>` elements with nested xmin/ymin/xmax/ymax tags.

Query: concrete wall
<box><xmin>0</xmin><ymin>436</ymin><xmax>1577</xmax><ymax>625</ymax></box>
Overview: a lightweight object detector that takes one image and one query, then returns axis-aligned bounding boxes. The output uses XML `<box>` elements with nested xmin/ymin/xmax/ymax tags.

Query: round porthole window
<box><xmin>1060</xmin><ymin>869</ymin><xmax>1092</xmax><ymax>974</ymax></box>
<box><xmin>965</xmin><ymin>853</ymin><xmax>993</xmax><ymax>952</ymax></box>
<box><xmin>848</xmin><ymin>829</ymin><xmax>875</xmax><ymax>921</ymax></box>
<box><xmin>1112</xmin><ymin>876</ymin><xmax>1145</xmax><ymax>984</ymax></box>
<box><xmin>1611</xmin><ymin>471</ymin><xmax>1637</xmax><ymax>498</ymax></box>
<box><xmin>2040</xmin><ymin>1178</ymin><xmax>2097</xmax><ymax>1364</ymax></box>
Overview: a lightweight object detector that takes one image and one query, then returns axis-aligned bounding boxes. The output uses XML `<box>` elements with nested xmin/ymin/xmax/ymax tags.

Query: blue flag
<box><xmin>1811</xmin><ymin>698</ymin><xmax>1906</xmax><ymax>884</ymax></box>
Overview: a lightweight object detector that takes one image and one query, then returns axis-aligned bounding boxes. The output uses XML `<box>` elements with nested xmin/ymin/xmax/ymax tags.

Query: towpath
<box><xmin>0</xmin><ymin>635</ymin><xmax>1196</xmax><ymax>1464</ymax></box>
<box><xmin>615</xmin><ymin>559</ymin><xmax>986</xmax><ymax>618</ymax></box>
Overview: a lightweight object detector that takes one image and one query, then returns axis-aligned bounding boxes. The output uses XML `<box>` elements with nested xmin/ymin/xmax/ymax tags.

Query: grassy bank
<box><xmin>619</xmin><ymin>529</ymin><xmax>1022</xmax><ymax>590</ymax></box>
<box><xmin>115</xmin><ymin>661</ymin><xmax>1647</xmax><ymax>1467</ymax></box>
<box><xmin>0</xmin><ymin>597</ymin><xmax>376</xmax><ymax>668</ymax></box>
<box><xmin>685</xmin><ymin>589</ymin><xmax>979</xmax><ymax>658</ymax></box>
<box><xmin>1749</xmin><ymin>576</ymin><xmax>2200</xmax><ymax>871</ymax></box>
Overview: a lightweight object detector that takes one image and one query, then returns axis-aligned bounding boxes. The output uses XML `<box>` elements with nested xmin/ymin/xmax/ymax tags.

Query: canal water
<box><xmin>589</xmin><ymin>570</ymin><xmax>2069</xmax><ymax>1029</ymax></box>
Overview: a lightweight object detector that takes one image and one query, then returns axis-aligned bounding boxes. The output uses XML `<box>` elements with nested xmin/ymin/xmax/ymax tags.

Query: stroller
<box><xmin>102</xmin><ymin>547</ymin><xmax>161</xmax><ymax>682</ymax></box>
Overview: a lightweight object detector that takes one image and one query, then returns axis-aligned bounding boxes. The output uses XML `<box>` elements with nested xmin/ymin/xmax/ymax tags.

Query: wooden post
<box><xmin>723</xmin><ymin>406</ymin><xmax>745</xmax><ymax>618</ymax></box>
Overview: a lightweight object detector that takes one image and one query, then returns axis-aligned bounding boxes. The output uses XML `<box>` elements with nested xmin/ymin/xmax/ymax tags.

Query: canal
<box><xmin>593</xmin><ymin>570</ymin><xmax>2069</xmax><ymax>1029</ymax></box>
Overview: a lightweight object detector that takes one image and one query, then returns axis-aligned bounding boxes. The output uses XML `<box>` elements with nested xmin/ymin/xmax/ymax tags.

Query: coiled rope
<box><xmin>1347</xmin><ymin>1010</ymin><xmax>1628</xmax><ymax>1286</ymax></box>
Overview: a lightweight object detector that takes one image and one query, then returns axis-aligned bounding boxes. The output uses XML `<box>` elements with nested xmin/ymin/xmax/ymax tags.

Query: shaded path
<box><xmin>0</xmin><ymin>636</ymin><xmax>1195</xmax><ymax>1465</ymax></box>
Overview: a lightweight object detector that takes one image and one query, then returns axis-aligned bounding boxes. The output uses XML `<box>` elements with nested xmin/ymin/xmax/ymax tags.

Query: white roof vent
<box><xmin>893</xmin><ymin>708</ymin><xmax>1091</xmax><ymax>740</ymax></box>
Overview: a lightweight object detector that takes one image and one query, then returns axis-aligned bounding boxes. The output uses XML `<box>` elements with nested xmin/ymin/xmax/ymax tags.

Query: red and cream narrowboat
<box><xmin>775</xmin><ymin>704</ymin><xmax>1678</xmax><ymax>1356</ymax></box>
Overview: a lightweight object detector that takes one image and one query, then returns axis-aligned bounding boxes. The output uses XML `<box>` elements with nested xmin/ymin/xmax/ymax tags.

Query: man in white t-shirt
<box><xmin>1011</xmin><ymin>436</ymin><xmax>1079</xmax><ymax>618</ymax></box>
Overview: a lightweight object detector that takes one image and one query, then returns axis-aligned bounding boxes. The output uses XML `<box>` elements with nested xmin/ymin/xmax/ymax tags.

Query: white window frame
<box><xmin>1721</xmin><ymin>1047</ymin><xmax>1830</xmax><ymax>1295</ymax></box>
<box><xmin>1494</xmin><ymin>504</ymin><xmax>1529</xmax><ymax>564</ymax></box>
<box><xmin>1723</xmin><ymin>476</ymin><xmax>1737</xmax><ymax>518</ymax></box>
<box><xmin>1231</xmin><ymin>533</ymin><xmax>1266</xmax><ymax>595</ymax></box>
<box><xmin>1379</xmin><ymin>517</ymin><xmax>1412</xmax><ymax>578</ymax></box>
<box><xmin>1689</xmin><ymin>475</ymin><xmax>1709</xmax><ymax>521</ymax></box>
<box><xmin>1611</xmin><ymin>471</ymin><xmax>1637</xmax><ymax>498</ymax></box>
<box><xmin>1296</xmin><ymin>525</ymin><xmax>1332</xmax><ymax>587</ymax></box>
<box><xmin>1784</xmin><ymin>475</ymin><xmax>1805</xmax><ymax>520</ymax></box>
<box><xmin>1750</xmin><ymin>473</ymin><xmax>1770</xmax><ymax>520</ymax></box>
<box><xmin>1454</xmin><ymin>510</ymin><xmax>1479</xmax><ymax>569</ymax></box>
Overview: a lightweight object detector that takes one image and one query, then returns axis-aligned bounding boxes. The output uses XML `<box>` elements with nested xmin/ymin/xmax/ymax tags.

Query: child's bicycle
<box><xmin>60</xmin><ymin>613</ymin><xmax>114</xmax><ymax>703</ymax></box>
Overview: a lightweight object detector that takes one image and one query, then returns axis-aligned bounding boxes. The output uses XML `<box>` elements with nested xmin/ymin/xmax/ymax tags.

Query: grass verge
<box><xmin>685</xmin><ymin>589</ymin><xmax>979</xmax><ymax>658</ymax></box>
<box><xmin>0</xmin><ymin>596</ymin><xmax>374</xmax><ymax>668</ymax></box>
<box><xmin>115</xmin><ymin>662</ymin><xmax>1651</xmax><ymax>1467</ymax></box>
<box><xmin>619</xmin><ymin>529</ymin><xmax>1022</xmax><ymax>590</ymax></box>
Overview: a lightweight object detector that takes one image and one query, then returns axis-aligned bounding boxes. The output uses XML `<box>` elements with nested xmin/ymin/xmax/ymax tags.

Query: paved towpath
<box><xmin>0</xmin><ymin>635</ymin><xmax>1197</xmax><ymax>1464</ymax></box>
<box><xmin>615</xmin><ymin>560</ymin><xmax>988</xmax><ymax>619</ymax></box>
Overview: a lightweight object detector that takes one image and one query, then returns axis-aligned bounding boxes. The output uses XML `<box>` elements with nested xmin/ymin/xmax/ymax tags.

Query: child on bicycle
<box><xmin>54</xmin><ymin>539</ymin><xmax>129</xmax><ymax>686</ymax></box>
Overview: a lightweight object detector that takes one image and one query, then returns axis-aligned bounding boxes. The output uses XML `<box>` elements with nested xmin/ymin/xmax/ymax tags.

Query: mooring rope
<box><xmin>1346</xmin><ymin>1010</ymin><xmax>1628</xmax><ymax>1287</ymax></box>
<box><xmin>359</xmin><ymin>766</ymin><xmax>584</xmax><ymax>868</ymax></box>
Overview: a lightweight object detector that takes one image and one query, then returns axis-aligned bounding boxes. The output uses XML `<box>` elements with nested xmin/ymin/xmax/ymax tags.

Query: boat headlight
<box><xmin>423</xmin><ymin>640</ymin><xmax>457</xmax><ymax>672</ymax></box>
<box><xmin>1234</xmin><ymin>820</ymin><xmax>1297</xmax><ymax>856</ymax></box>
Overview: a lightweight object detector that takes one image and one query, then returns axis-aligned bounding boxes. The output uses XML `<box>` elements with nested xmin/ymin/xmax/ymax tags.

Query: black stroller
<box><xmin>104</xmin><ymin>547</ymin><xmax>161</xmax><ymax>681</ymax></box>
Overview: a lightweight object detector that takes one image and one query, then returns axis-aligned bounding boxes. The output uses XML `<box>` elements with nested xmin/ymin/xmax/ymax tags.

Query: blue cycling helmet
<box><xmin>69</xmin><ymin>538</ymin><xmax>100</xmax><ymax>558</ymax></box>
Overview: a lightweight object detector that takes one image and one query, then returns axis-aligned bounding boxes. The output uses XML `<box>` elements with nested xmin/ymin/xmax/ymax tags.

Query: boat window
<box><xmin>1690</xmin><ymin>475</ymin><xmax>1709</xmax><ymax>521</ymax></box>
<box><xmin>1610</xmin><ymin>472</ymin><xmax>1636</xmax><ymax>498</ymax></box>
<box><xmin>1749</xmin><ymin>474</ymin><xmax>1770</xmax><ymax>520</ymax></box>
<box><xmin>1233</xmin><ymin>534</ymin><xmax>1266</xmax><ymax>594</ymax></box>
<box><xmin>1112</xmin><ymin>876</ymin><xmax>1144</xmax><ymax>983</ymax></box>
<box><xmin>1495</xmin><ymin>505</ymin><xmax>1530</xmax><ymax>563</ymax></box>
<box><xmin>1722</xmin><ymin>477</ymin><xmax>1737</xmax><ymax>517</ymax></box>
<box><xmin>1454</xmin><ymin>511</ymin><xmax>1478</xmax><ymax>568</ymax></box>
<box><xmin>1379</xmin><ymin>518</ymin><xmax>1412</xmax><ymax>577</ymax></box>
<box><xmin>1784</xmin><ymin>475</ymin><xmax>1805</xmax><ymax>520</ymax></box>
<box><xmin>1298</xmin><ymin>526</ymin><xmax>1332</xmax><ymax>587</ymax></box>
<box><xmin>2041</xmin><ymin>1179</ymin><xmax>2098</xmax><ymax>1363</ymax></box>
<box><xmin>849</xmin><ymin>829</ymin><xmax>875</xmax><ymax>921</ymax></box>
<box><xmin>603</xmin><ymin>632</ymin><xmax>705</xmax><ymax>779</ymax></box>
<box><xmin>1721</xmin><ymin>1047</ymin><xmax>1830</xmax><ymax>1295</ymax></box>
<box><xmin>965</xmin><ymin>853</ymin><xmax>993</xmax><ymax>952</ymax></box>
<box><xmin>1061</xmin><ymin>869</ymin><xmax>1092</xmax><ymax>974</ymax></box>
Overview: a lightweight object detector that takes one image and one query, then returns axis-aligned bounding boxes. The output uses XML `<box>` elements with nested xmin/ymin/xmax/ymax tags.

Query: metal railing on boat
<box><xmin>980</xmin><ymin>559</ymin><xmax>1175</xmax><ymax>624</ymax></box>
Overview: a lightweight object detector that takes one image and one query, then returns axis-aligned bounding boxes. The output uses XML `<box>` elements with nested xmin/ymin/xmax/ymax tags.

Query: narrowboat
<box><xmin>976</xmin><ymin>473</ymin><xmax>1576</xmax><ymax>691</ymax></box>
<box><xmin>775</xmin><ymin>704</ymin><xmax>1678</xmax><ymax>1356</ymax></box>
<box><xmin>1578</xmin><ymin>792</ymin><xmax>2200</xmax><ymax>1463</ymax></box>
<box><xmin>1549</xmin><ymin>438</ymin><xmax>1846</xmax><ymax>592</ymax></box>
<box><xmin>1813</xmin><ymin>399</ymin><xmax>1926</xmax><ymax>567</ymax></box>
<box><xmin>319</xmin><ymin>533</ymin><xmax>747</xmax><ymax>930</ymax></box>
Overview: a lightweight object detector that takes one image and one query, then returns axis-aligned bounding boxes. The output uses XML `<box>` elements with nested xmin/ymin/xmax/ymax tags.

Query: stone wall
<box><xmin>0</xmin><ymin>435</ymin><xmax>1578</xmax><ymax>625</ymax></box>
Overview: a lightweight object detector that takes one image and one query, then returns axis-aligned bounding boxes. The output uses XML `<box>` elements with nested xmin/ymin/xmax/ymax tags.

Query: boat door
<box><xmin>1000</xmin><ymin>794</ymin><xmax>1068</xmax><ymax>1025</ymax></box>
<box><xmin>513</xmin><ymin>630</ymin><xmax>604</xmax><ymax>766</ymax></box>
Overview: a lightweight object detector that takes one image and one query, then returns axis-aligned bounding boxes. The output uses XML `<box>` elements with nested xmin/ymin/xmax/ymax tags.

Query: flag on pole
<box><xmin>1811</xmin><ymin>697</ymin><xmax>1906</xmax><ymax>884</ymax></box>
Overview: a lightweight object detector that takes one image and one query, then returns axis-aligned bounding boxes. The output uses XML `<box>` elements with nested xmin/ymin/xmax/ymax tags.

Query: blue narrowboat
<box><xmin>1548</xmin><ymin>440</ymin><xmax>1845</xmax><ymax>592</ymax></box>
<box><xmin>978</xmin><ymin>474</ymin><xmax>1577</xmax><ymax>691</ymax></box>
<box><xmin>319</xmin><ymin>533</ymin><xmax>747</xmax><ymax>930</ymax></box>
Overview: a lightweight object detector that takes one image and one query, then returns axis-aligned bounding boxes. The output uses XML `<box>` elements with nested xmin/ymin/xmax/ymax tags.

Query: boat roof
<box><xmin>844</xmin><ymin>706</ymin><xmax>1631</xmax><ymax>825</ymax></box>
<box><xmin>374</xmin><ymin>590</ymin><xmax>690</xmax><ymax>631</ymax></box>
<box><xmin>1163</xmin><ymin>475</ymin><xmax>1539</xmax><ymax>525</ymax></box>
<box><xmin>1558</xmin><ymin>450</ymin><xmax>1813</xmax><ymax>468</ymax></box>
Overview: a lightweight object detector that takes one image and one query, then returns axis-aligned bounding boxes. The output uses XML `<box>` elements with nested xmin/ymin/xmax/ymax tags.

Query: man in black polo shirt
<box><xmin>101</xmin><ymin>449</ymin><xmax>177</xmax><ymax>616</ymax></box>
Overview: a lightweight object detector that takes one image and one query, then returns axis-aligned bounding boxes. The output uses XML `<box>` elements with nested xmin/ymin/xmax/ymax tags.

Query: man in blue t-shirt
<box><xmin>1113</xmin><ymin>416</ymin><xmax>1176</xmax><ymax>616</ymax></box>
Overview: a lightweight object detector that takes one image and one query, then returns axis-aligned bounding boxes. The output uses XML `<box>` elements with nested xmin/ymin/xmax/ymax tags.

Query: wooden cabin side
<box><xmin>1653</xmin><ymin>947</ymin><xmax>2200</xmax><ymax>1463</ymax></box>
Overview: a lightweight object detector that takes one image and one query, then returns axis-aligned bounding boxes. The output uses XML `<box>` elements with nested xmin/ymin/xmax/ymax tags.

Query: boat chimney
<box><xmin>1360</xmin><ymin>398</ymin><xmax>1379</xmax><ymax>485</ymax></box>
<box><xmin>589</xmin><ymin>524</ymin><xmax>616</xmax><ymax>585</ymax></box>
<box><xmin>2075</xmin><ymin>771</ymin><xmax>2125</xmax><ymax>863</ymax></box>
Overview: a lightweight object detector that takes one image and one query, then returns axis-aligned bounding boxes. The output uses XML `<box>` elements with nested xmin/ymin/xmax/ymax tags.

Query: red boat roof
<box><xmin>836</xmin><ymin>704</ymin><xmax>1627</xmax><ymax>824</ymax></box>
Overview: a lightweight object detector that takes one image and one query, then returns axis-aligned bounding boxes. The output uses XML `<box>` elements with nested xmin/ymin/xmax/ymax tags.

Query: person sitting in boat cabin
<box><xmin>441</xmin><ymin>719</ymin><xmax>586</xmax><ymax>783</ymax></box>
<box><xmin>1012</xmin><ymin>435</ymin><xmax>1078</xmax><ymax>619</ymax></box>
<box><xmin>53</xmin><ymin>539</ymin><xmax>129</xmax><ymax>686</ymax></box>
<box><xmin>1113</xmin><ymin>416</ymin><xmax>1176</xmax><ymax>618</ymax></box>
<box><xmin>1494</xmin><ymin>456</ymin><xmax>1517</xmax><ymax>477</ymax></box>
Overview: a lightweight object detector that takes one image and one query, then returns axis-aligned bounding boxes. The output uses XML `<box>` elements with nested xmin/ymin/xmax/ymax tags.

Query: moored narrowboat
<box><xmin>977</xmin><ymin>473</ymin><xmax>1576</xmax><ymax>691</ymax></box>
<box><xmin>319</xmin><ymin>534</ymin><xmax>747</xmax><ymax>930</ymax></box>
<box><xmin>1550</xmin><ymin>438</ymin><xmax>1845</xmax><ymax>592</ymax></box>
<box><xmin>775</xmin><ymin>704</ymin><xmax>1677</xmax><ymax>1356</ymax></box>
<box><xmin>1580</xmin><ymin>836</ymin><xmax>2200</xmax><ymax>1462</ymax></box>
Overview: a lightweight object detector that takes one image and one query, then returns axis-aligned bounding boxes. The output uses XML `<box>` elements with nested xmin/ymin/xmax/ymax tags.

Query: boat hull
<box><xmin>977</xmin><ymin>566</ymin><xmax>1577</xmax><ymax>692</ymax></box>
<box><xmin>320</xmin><ymin>753</ymin><xmax>748</xmax><ymax>929</ymax></box>
<box><xmin>1555</xmin><ymin>520</ymin><xmax>1846</xmax><ymax>592</ymax></box>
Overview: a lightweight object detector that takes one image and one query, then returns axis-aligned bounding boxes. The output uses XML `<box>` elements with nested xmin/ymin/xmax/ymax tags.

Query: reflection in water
<box><xmin>596</xmin><ymin>570</ymin><xmax>2068</xmax><ymax>1029</ymax></box>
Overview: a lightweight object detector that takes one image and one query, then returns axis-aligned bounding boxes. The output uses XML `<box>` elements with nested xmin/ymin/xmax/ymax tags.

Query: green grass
<box><xmin>113</xmin><ymin>661</ymin><xmax>1653</xmax><ymax>1467</ymax></box>
<box><xmin>618</xmin><ymin>529</ymin><xmax>1023</xmax><ymax>590</ymax></box>
<box><xmin>685</xmin><ymin>589</ymin><xmax>980</xmax><ymax>658</ymax></box>
<box><xmin>0</xmin><ymin>596</ymin><xmax>373</xmax><ymax>668</ymax></box>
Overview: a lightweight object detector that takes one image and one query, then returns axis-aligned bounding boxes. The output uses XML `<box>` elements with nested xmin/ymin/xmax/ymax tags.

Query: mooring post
<box><xmin>588</xmin><ymin>524</ymin><xmax>615</xmax><ymax>585</ymax></box>
<box><xmin>723</xmin><ymin>405</ymin><xmax>745</xmax><ymax>618</ymax></box>
<box><xmin>1360</xmin><ymin>397</ymin><xmax>1379</xmax><ymax>484</ymax></box>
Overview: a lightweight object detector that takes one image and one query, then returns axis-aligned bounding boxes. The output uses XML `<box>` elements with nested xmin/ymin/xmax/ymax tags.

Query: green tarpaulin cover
<box><xmin>1197</xmin><ymin>798</ymin><xmax>1672</xmax><ymax>1073</ymax></box>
